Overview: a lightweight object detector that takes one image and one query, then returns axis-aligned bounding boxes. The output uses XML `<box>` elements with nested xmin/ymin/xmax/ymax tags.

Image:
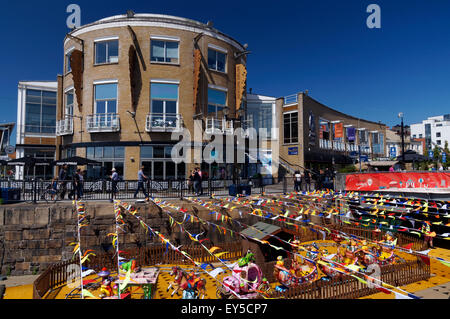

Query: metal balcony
<box><xmin>283</xmin><ymin>94</ymin><xmax>298</xmax><ymax>105</ymax></box>
<box><xmin>56</xmin><ymin>117</ymin><xmax>73</xmax><ymax>136</ymax></box>
<box><xmin>205</xmin><ymin>117</ymin><xmax>234</xmax><ymax>135</ymax></box>
<box><xmin>86</xmin><ymin>113</ymin><xmax>120</xmax><ymax>133</ymax></box>
<box><xmin>145</xmin><ymin>113</ymin><xmax>183</xmax><ymax>132</ymax></box>
<box><xmin>332</xmin><ymin>141</ymin><xmax>346</xmax><ymax>152</ymax></box>
<box><xmin>319</xmin><ymin>139</ymin><xmax>332</xmax><ymax>150</ymax></box>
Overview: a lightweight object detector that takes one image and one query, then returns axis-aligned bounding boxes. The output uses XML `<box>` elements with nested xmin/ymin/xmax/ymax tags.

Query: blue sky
<box><xmin>1</xmin><ymin>0</ymin><xmax>450</xmax><ymax>144</ymax></box>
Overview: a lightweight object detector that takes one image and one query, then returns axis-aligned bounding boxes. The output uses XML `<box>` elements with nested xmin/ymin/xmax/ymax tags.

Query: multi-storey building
<box><xmin>385</xmin><ymin>128</ymin><xmax>423</xmax><ymax>159</ymax></box>
<box><xmin>277</xmin><ymin>92</ymin><xmax>387</xmax><ymax>173</ymax></box>
<box><xmin>16</xmin><ymin>81</ymin><xmax>57</xmax><ymax>179</ymax></box>
<box><xmin>411</xmin><ymin>115</ymin><xmax>450</xmax><ymax>151</ymax></box>
<box><xmin>57</xmin><ymin>13</ymin><xmax>248</xmax><ymax>180</ymax></box>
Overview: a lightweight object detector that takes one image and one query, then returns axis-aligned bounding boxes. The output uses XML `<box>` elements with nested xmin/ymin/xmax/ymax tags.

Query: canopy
<box><xmin>368</xmin><ymin>160</ymin><xmax>399</xmax><ymax>167</ymax></box>
<box><xmin>7</xmin><ymin>156</ymin><xmax>51</xmax><ymax>167</ymax></box>
<box><xmin>396</xmin><ymin>150</ymin><xmax>428</xmax><ymax>163</ymax></box>
<box><xmin>52</xmin><ymin>156</ymin><xmax>102</xmax><ymax>166</ymax></box>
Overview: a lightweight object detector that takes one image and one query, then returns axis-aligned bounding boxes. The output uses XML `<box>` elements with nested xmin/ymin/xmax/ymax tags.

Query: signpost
<box><xmin>389</xmin><ymin>147</ymin><xmax>396</xmax><ymax>159</ymax></box>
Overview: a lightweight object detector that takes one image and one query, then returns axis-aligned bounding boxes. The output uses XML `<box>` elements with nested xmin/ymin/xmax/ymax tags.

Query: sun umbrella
<box><xmin>52</xmin><ymin>156</ymin><xmax>102</xmax><ymax>166</ymax></box>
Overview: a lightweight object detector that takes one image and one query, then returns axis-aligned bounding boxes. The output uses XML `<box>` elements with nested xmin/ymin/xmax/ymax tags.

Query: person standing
<box><xmin>58</xmin><ymin>165</ymin><xmax>68</xmax><ymax>200</ymax></box>
<box><xmin>77</xmin><ymin>169</ymin><xmax>84</xmax><ymax>200</ymax></box>
<box><xmin>193</xmin><ymin>168</ymin><xmax>203</xmax><ymax>196</ymax></box>
<box><xmin>69</xmin><ymin>168</ymin><xmax>81</xmax><ymax>200</ymax></box>
<box><xmin>304</xmin><ymin>170</ymin><xmax>311</xmax><ymax>192</ymax></box>
<box><xmin>294</xmin><ymin>170</ymin><xmax>302</xmax><ymax>192</ymax></box>
<box><xmin>110</xmin><ymin>168</ymin><xmax>119</xmax><ymax>203</ymax></box>
<box><xmin>134</xmin><ymin>166</ymin><xmax>149</xmax><ymax>200</ymax></box>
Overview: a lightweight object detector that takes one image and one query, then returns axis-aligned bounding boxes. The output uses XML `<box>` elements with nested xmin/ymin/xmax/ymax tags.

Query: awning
<box><xmin>368</xmin><ymin>160</ymin><xmax>399</xmax><ymax>167</ymax></box>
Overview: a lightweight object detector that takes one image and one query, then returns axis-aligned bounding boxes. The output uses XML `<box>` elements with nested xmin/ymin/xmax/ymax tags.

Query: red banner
<box><xmin>345</xmin><ymin>172</ymin><xmax>450</xmax><ymax>191</ymax></box>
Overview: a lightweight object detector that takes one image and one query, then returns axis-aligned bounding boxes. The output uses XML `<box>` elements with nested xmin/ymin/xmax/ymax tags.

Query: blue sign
<box><xmin>350</xmin><ymin>151</ymin><xmax>358</xmax><ymax>157</ymax></box>
<box><xmin>288</xmin><ymin>147</ymin><xmax>298</xmax><ymax>155</ymax></box>
<box><xmin>360</xmin><ymin>155</ymin><xmax>369</xmax><ymax>162</ymax></box>
<box><xmin>390</xmin><ymin>147</ymin><xmax>397</xmax><ymax>158</ymax></box>
<box><xmin>443</xmin><ymin>152</ymin><xmax>447</xmax><ymax>163</ymax></box>
<box><xmin>429</xmin><ymin>150</ymin><xmax>434</xmax><ymax>158</ymax></box>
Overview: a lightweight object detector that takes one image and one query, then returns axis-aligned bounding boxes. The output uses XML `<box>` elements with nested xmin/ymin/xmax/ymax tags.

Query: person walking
<box><xmin>69</xmin><ymin>168</ymin><xmax>81</xmax><ymax>200</ymax></box>
<box><xmin>193</xmin><ymin>168</ymin><xmax>203</xmax><ymax>196</ymax></box>
<box><xmin>110</xmin><ymin>168</ymin><xmax>119</xmax><ymax>203</ymax></box>
<box><xmin>294</xmin><ymin>170</ymin><xmax>302</xmax><ymax>192</ymax></box>
<box><xmin>58</xmin><ymin>165</ymin><xmax>68</xmax><ymax>200</ymax></box>
<box><xmin>134</xmin><ymin>166</ymin><xmax>149</xmax><ymax>200</ymax></box>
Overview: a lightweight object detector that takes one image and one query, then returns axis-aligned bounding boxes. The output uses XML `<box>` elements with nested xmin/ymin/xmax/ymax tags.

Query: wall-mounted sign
<box><xmin>288</xmin><ymin>147</ymin><xmax>298</xmax><ymax>155</ymax></box>
<box><xmin>389</xmin><ymin>146</ymin><xmax>396</xmax><ymax>158</ymax></box>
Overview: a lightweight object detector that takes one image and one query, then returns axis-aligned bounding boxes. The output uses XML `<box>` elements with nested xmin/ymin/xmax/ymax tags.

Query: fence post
<box><xmin>180</xmin><ymin>179</ymin><xmax>183</xmax><ymax>200</ymax></box>
<box><xmin>33</xmin><ymin>179</ymin><xmax>37</xmax><ymax>203</ymax></box>
<box><xmin>209</xmin><ymin>179</ymin><xmax>213</xmax><ymax>198</ymax></box>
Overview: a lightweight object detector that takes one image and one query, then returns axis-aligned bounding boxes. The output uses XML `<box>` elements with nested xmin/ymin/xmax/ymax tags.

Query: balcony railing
<box><xmin>346</xmin><ymin>143</ymin><xmax>358</xmax><ymax>152</ymax></box>
<box><xmin>86</xmin><ymin>113</ymin><xmax>120</xmax><ymax>133</ymax></box>
<box><xmin>283</xmin><ymin>94</ymin><xmax>298</xmax><ymax>105</ymax></box>
<box><xmin>333</xmin><ymin>141</ymin><xmax>346</xmax><ymax>152</ymax></box>
<box><xmin>205</xmin><ymin>117</ymin><xmax>234</xmax><ymax>135</ymax></box>
<box><xmin>145</xmin><ymin>113</ymin><xmax>183</xmax><ymax>132</ymax></box>
<box><xmin>56</xmin><ymin>118</ymin><xmax>73</xmax><ymax>136</ymax></box>
<box><xmin>319</xmin><ymin>139</ymin><xmax>332</xmax><ymax>150</ymax></box>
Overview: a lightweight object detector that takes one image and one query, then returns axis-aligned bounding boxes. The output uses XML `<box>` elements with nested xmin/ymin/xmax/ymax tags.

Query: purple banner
<box><xmin>347</xmin><ymin>127</ymin><xmax>356</xmax><ymax>142</ymax></box>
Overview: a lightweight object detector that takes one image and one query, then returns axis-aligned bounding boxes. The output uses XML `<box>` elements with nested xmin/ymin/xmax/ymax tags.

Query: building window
<box><xmin>25</xmin><ymin>89</ymin><xmax>56</xmax><ymax>134</ymax></box>
<box><xmin>207</xmin><ymin>88</ymin><xmax>227</xmax><ymax>117</ymax></box>
<box><xmin>140</xmin><ymin>145</ymin><xmax>184</xmax><ymax>180</ymax></box>
<box><xmin>436</xmin><ymin>132</ymin><xmax>441</xmax><ymax>137</ymax></box>
<box><xmin>283</xmin><ymin>112</ymin><xmax>298</xmax><ymax>144</ymax></box>
<box><xmin>65</xmin><ymin>90</ymin><xmax>74</xmax><ymax>117</ymax></box>
<box><xmin>95</xmin><ymin>83</ymin><xmax>117</xmax><ymax>115</ymax></box>
<box><xmin>208</xmin><ymin>48</ymin><xmax>226</xmax><ymax>72</ymax></box>
<box><xmin>65</xmin><ymin>50</ymin><xmax>73</xmax><ymax>73</ymax></box>
<box><xmin>151</xmin><ymin>40</ymin><xmax>179</xmax><ymax>63</ymax></box>
<box><xmin>419</xmin><ymin>134</ymin><xmax>423</xmax><ymax>138</ymax></box>
<box><xmin>247</xmin><ymin>102</ymin><xmax>273</xmax><ymax>139</ymax></box>
<box><xmin>86</xmin><ymin>146</ymin><xmax>124</xmax><ymax>179</ymax></box>
<box><xmin>150</xmin><ymin>82</ymin><xmax>178</xmax><ymax>128</ymax></box>
<box><xmin>412</xmin><ymin>134</ymin><xmax>416</xmax><ymax>138</ymax></box>
<box><xmin>95</xmin><ymin>39</ymin><xmax>119</xmax><ymax>65</ymax></box>
<box><xmin>437</xmin><ymin>140</ymin><xmax>441</xmax><ymax>145</ymax></box>
<box><xmin>319</xmin><ymin>119</ymin><xmax>330</xmax><ymax>140</ymax></box>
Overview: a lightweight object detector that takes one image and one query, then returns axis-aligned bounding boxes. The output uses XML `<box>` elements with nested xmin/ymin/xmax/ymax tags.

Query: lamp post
<box><xmin>398</xmin><ymin>112</ymin><xmax>405</xmax><ymax>164</ymax></box>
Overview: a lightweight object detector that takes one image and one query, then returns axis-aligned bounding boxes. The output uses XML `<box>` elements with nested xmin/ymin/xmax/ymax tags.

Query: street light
<box><xmin>398</xmin><ymin>112</ymin><xmax>405</xmax><ymax>164</ymax></box>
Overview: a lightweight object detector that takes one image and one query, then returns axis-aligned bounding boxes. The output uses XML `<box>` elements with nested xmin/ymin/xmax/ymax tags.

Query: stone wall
<box><xmin>0</xmin><ymin>200</ymin><xmax>253</xmax><ymax>276</ymax></box>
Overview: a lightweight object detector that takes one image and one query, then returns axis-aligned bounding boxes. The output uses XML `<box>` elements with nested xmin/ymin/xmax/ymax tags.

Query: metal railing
<box><xmin>145</xmin><ymin>113</ymin><xmax>183</xmax><ymax>132</ymax></box>
<box><xmin>320</xmin><ymin>139</ymin><xmax>332</xmax><ymax>150</ymax></box>
<box><xmin>283</xmin><ymin>94</ymin><xmax>298</xmax><ymax>105</ymax></box>
<box><xmin>56</xmin><ymin>117</ymin><xmax>74</xmax><ymax>136</ymax></box>
<box><xmin>86</xmin><ymin>113</ymin><xmax>120</xmax><ymax>133</ymax></box>
<box><xmin>332</xmin><ymin>141</ymin><xmax>346</xmax><ymax>152</ymax></box>
<box><xmin>0</xmin><ymin>177</ymin><xmax>328</xmax><ymax>203</ymax></box>
<box><xmin>205</xmin><ymin>117</ymin><xmax>234</xmax><ymax>135</ymax></box>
